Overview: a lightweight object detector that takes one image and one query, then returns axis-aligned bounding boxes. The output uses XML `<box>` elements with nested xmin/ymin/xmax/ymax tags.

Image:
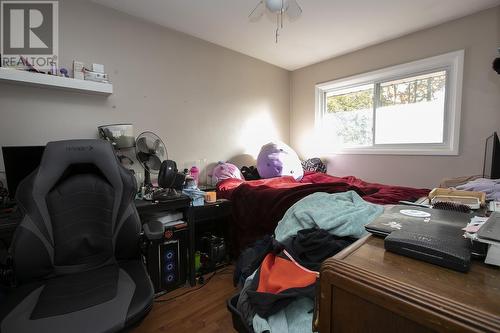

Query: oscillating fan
<box><xmin>135</xmin><ymin>131</ymin><xmax>167</xmax><ymax>186</ymax></box>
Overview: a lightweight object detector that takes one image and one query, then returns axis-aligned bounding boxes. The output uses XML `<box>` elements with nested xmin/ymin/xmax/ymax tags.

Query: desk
<box><xmin>136</xmin><ymin>198</ymin><xmax>232</xmax><ymax>287</ymax></box>
<box><xmin>318</xmin><ymin>235</ymin><xmax>500</xmax><ymax>332</ymax></box>
<box><xmin>187</xmin><ymin>199</ymin><xmax>232</xmax><ymax>278</ymax></box>
<box><xmin>2</xmin><ymin>198</ymin><xmax>232</xmax><ymax>289</ymax></box>
<box><xmin>135</xmin><ymin>196</ymin><xmax>191</xmax><ymax>214</ymax></box>
<box><xmin>135</xmin><ymin>197</ymin><xmax>191</xmax><ymax>293</ymax></box>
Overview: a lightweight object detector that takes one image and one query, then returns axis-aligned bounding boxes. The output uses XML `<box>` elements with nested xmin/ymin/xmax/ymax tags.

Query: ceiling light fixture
<box><xmin>249</xmin><ymin>0</ymin><xmax>302</xmax><ymax>43</ymax></box>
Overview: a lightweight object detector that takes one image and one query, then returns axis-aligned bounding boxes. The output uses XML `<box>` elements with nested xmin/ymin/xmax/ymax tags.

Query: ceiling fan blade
<box><xmin>249</xmin><ymin>1</ymin><xmax>265</xmax><ymax>22</ymax></box>
<box><xmin>136</xmin><ymin>137</ymin><xmax>150</xmax><ymax>154</ymax></box>
<box><xmin>286</xmin><ymin>0</ymin><xmax>302</xmax><ymax>21</ymax></box>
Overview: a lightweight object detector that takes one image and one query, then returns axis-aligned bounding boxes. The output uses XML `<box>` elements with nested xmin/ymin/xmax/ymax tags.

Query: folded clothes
<box><xmin>456</xmin><ymin>178</ymin><xmax>500</xmax><ymax>201</ymax></box>
<box><xmin>181</xmin><ymin>187</ymin><xmax>206</xmax><ymax>206</ymax></box>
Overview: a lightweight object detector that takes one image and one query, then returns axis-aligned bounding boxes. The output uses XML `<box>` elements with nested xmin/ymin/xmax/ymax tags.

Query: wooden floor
<box><xmin>132</xmin><ymin>267</ymin><xmax>238</xmax><ymax>333</ymax></box>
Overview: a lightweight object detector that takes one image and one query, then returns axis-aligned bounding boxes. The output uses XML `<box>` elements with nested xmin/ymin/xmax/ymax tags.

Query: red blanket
<box><xmin>217</xmin><ymin>172</ymin><xmax>429</xmax><ymax>255</ymax></box>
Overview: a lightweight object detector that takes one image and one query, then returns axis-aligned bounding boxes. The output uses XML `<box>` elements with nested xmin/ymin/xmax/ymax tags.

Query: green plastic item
<box><xmin>195</xmin><ymin>251</ymin><xmax>201</xmax><ymax>272</ymax></box>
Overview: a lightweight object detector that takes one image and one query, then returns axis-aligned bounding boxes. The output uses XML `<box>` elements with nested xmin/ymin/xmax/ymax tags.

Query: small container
<box><xmin>204</xmin><ymin>191</ymin><xmax>217</xmax><ymax>203</ymax></box>
<box><xmin>189</xmin><ymin>166</ymin><xmax>200</xmax><ymax>185</ymax></box>
<box><xmin>50</xmin><ymin>61</ymin><xmax>57</xmax><ymax>75</ymax></box>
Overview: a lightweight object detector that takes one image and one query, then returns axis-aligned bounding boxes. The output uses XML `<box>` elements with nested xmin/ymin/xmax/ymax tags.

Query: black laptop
<box><xmin>365</xmin><ymin>205</ymin><xmax>472</xmax><ymax>238</ymax></box>
<box><xmin>366</xmin><ymin>205</ymin><xmax>473</xmax><ymax>272</ymax></box>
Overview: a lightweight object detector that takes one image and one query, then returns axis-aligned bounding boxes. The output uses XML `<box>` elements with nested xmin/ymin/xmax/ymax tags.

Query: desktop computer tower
<box><xmin>145</xmin><ymin>224</ymin><xmax>188</xmax><ymax>294</ymax></box>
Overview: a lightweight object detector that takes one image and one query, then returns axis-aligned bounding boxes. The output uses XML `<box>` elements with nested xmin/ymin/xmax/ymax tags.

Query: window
<box><xmin>315</xmin><ymin>50</ymin><xmax>464</xmax><ymax>155</ymax></box>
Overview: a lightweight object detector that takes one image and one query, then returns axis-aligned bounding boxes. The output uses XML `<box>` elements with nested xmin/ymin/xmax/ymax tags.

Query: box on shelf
<box><xmin>84</xmin><ymin>69</ymin><xmax>108</xmax><ymax>83</ymax></box>
<box><xmin>92</xmin><ymin>63</ymin><xmax>105</xmax><ymax>73</ymax></box>
<box><xmin>73</xmin><ymin>61</ymin><xmax>84</xmax><ymax>80</ymax></box>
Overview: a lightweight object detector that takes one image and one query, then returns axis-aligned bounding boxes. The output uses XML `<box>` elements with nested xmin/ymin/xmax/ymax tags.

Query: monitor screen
<box><xmin>2</xmin><ymin>146</ymin><xmax>45</xmax><ymax>200</ymax></box>
<box><xmin>483</xmin><ymin>132</ymin><xmax>500</xmax><ymax>179</ymax></box>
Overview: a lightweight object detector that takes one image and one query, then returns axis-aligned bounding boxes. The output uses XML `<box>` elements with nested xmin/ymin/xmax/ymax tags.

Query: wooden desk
<box><xmin>318</xmin><ymin>235</ymin><xmax>500</xmax><ymax>332</ymax></box>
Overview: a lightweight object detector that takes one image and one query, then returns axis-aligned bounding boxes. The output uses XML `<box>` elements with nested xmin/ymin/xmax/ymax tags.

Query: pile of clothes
<box><xmin>456</xmin><ymin>178</ymin><xmax>500</xmax><ymax>201</ymax></box>
<box><xmin>233</xmin><ymin>191</ymin><xmax>384</xmax><ymax>333</ymax></box>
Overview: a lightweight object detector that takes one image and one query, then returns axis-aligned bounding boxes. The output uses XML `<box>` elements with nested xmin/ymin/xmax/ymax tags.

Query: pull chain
<box><xmin>275</xmin><ymin>0</ymin><xmax>284</xmax><ymax>43</ymax></box>
<box><xmin>275</xmin><ymin>12</ymin><xmax>280</xmax><ymax>43</ymax></box>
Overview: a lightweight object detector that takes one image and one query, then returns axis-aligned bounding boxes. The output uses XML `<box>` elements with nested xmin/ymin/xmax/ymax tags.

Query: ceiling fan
<box><xmin>249</xmin><ymin>0</ymin><xmax>302</xmax><ymax>43</ymax></box>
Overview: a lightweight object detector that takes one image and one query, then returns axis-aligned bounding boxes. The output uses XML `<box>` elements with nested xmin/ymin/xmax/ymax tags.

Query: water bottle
<box><xmin>189</xmin><ymin>166</ymin><xmax>200</xmax><ymax>186</ymax></box>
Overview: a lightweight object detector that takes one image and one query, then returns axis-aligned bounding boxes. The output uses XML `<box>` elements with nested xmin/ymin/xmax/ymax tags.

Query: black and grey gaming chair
<box><xmin>0</xmin><ymin>140</ymin><xmax>154</xmax><ymax>333</ymax></box>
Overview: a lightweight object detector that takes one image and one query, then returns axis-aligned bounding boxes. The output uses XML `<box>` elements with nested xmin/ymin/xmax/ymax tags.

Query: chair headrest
<box><xmin>33</xmin><ymin>139</ymin><xmax>123</xmax><ymax>197</ymax></box>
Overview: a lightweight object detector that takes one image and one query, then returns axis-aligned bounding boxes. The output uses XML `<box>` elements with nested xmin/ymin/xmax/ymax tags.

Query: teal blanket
<box><xmin>253</xmin><ymin>297</ymin><xmax>315</xmax><ymax>333</ymax></box>
<box><xmin>274</xmin><ymin>191</ymin><xmax>383</xmax><ymax>242</ymax></box>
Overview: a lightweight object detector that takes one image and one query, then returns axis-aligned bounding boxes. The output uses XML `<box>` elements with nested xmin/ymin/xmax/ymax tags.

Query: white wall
<box><xmin>0</xmin><ymin>0</ymin><xmax>290</xmax><ymax>183</ymax></box>
<box><xmin>290</xmin><ymin>6</ymin><xmax>500</xmax><ymax>188</ymax></box>
<box><xmin>1</xmin><ymin>2</ymin><xmax>499</xmax><ymax>190</ymax></box>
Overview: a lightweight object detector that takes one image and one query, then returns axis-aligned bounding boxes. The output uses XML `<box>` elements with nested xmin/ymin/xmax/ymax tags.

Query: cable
<box><xmin>154</xmin><ymin>266</ymin><xmax>231</xmax><ymax>303</ymax></box>
<box><xmin>154</xmin><ymin>272</ymin><xmax>216</xmax><ymax>303</ymax></box>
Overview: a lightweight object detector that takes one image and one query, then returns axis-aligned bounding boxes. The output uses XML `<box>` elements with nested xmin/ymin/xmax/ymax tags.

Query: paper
<box><xmin>489</xmin><ymin>201</ymin><xmax>500</xmax><ymax>212</ymax></box>
<box><xmin>462</xmin><ymin>216</ymin><xmax>489</xmax><ymax>233</ymax></box>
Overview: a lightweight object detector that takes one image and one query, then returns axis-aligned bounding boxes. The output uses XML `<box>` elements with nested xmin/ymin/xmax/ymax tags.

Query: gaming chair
<box><xmin>0</xmin><ymin>140</ymin><xmax>154</xmax><ymax>333</ymax></box>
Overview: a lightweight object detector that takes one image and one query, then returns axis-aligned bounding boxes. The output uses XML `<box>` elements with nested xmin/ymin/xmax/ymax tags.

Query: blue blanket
<box><xmin>274</xmin><ymin>191</ymin><xmax>383</xmax><ymax>242</ymax></box>
<box><xmin>253</xmin><ymin>297</ymin><xmax>314</xmax><ymax>333</ymax></box>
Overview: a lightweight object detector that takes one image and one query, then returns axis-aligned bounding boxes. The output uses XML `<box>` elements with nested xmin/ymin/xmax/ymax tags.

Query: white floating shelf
<box><xmin>0</xmin><ymin>67</ymin><xmax>113</xmax><ymax>95</ymax></box>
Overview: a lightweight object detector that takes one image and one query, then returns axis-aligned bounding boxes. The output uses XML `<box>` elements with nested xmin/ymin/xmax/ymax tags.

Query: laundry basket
<box><xmin>227</xmin><ymin>293</ymin><xmax>253</xmax><ymax>333</ymax></box>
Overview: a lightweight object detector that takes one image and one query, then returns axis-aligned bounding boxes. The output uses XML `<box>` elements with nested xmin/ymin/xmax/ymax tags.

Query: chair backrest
<box><xmin>11</xmin><ymin>140</ymin><xmax>141</xmax><ymax>283</ymax></box>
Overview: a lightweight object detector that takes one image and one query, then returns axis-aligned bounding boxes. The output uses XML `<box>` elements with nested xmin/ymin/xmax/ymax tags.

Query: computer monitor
<box><xmin>2</xmin><ymin>146</ymin><xmax>45</xmax><ymax>200</ymax></box>
<box><xmin>483</xmin><ymin>132</ymin><xmax>500</xmax><ymax>179</ymax></box>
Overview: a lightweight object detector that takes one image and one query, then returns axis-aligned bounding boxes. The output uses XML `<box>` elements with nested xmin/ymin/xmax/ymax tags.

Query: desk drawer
<box><xmin>191</xmin><ymin>202</ymin><xmax>232</xmax><ymax>222</ymax></box>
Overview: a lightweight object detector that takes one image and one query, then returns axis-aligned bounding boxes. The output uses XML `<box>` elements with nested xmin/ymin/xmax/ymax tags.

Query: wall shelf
<box><xmin>0</xmin><ymin>67</ymin><xmax>113</xmax><ymax>95</ymax></box>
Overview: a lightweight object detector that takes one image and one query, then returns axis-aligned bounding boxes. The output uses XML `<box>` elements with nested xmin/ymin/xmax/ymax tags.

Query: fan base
<box><xmin>152</xmin><ymin>188</ymin><xmax>183</xmax><ymax>202</ymax></box>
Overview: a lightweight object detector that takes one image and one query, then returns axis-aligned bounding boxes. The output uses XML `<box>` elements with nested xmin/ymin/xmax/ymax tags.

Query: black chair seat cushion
<box><xmin>31</xmin><ymin>264</ymin><xmax>119</xmax><ymax>320</ymax></box>
<box><xmin>0</xmin><ymin>260</ymin><xmax>153</xmax><ymax>333</ymax></box>
<box><xmin>119</xmin><ymin>261</ymin><xmax>154</xmax><ymax>327</ymax></box>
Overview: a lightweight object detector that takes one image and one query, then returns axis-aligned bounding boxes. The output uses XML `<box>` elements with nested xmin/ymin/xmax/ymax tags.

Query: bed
<box><xmin>216</xmin><ymin>172</ymin><xmax>429</xmax><ymax>255</ymax></box>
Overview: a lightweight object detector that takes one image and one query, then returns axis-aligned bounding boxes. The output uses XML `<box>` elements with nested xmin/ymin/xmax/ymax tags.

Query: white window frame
<box><xmin>315</xmin><ymin>50</ymin><xmax>464</xmax><ymax>155</ymax></box>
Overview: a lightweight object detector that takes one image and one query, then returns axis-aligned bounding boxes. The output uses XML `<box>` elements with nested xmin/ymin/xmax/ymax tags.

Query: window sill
<box><xmin>323</xmin><ymin>146</ymin><xmax>459</xmax><ymax>156</ymax></box>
